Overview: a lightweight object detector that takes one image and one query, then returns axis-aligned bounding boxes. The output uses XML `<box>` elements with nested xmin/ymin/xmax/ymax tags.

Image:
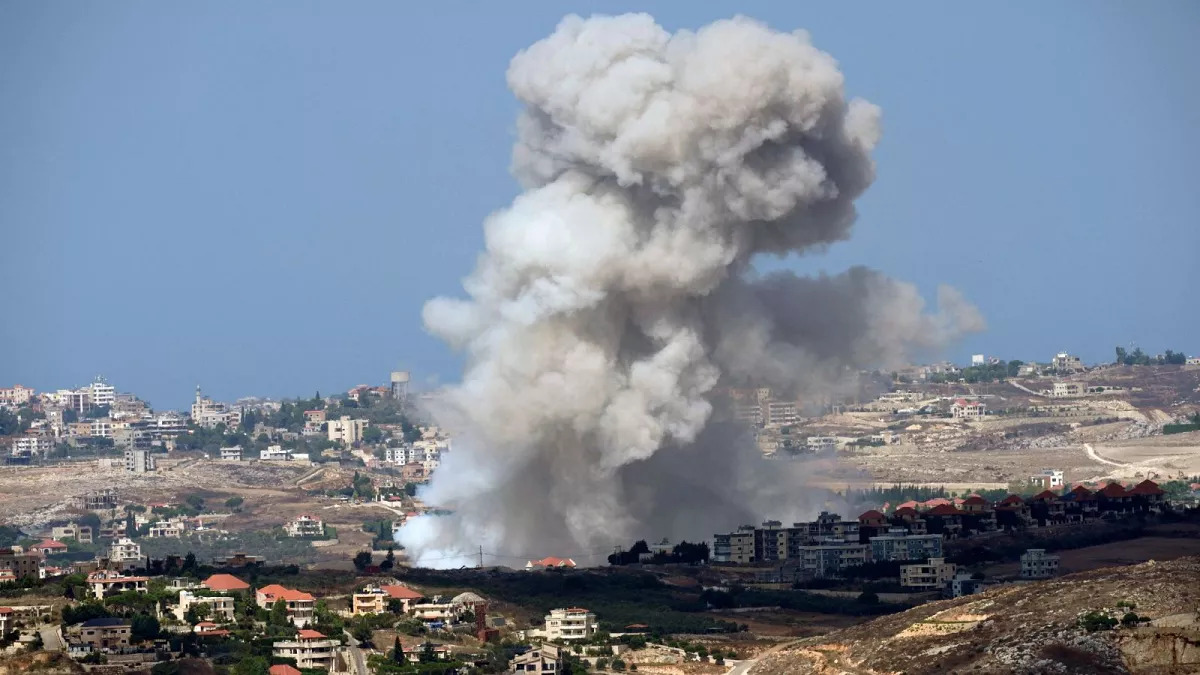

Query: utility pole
<box><xmin>478</xmin><ymin>546</ymin><xmax>483</xmax><ymax>569</ymax></box>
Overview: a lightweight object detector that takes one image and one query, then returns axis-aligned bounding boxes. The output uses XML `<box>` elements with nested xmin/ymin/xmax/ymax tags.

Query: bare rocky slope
<box><xmin>753</xmin><ymin>557</ymin><xmax>1200</xmax><ymax>675</ymax></box>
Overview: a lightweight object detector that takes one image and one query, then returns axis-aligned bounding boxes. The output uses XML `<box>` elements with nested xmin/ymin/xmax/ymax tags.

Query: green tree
<box><xmin>231</xmin><ymin>656</ymin><xmax>270</xmax><ymax>675</ymax></box>
<box><xmin>392</xmin><ymin>636</ymin><xmax>405</xmax><ymax>664</ymax></box>
<box><xmin>224</xmin><ymin>496</ymin><xmax>244</xmax><ymax>509</ymax></box>
<box><xmin>131</xmin><ymin>614</ymin><xmax>161</xmax><ymax>642</ymax></box>
<box><xmin>1115</xmin><ymin>346</ymin><xmax>1127</xmax><ymax>365</ymax></box>
<box><xmin>353</xmin><ymin>550</ymin><xmax>373</xmax><ymax>571</ymax></box>
<box><xmin>269</xmin><ymin>599</ymin><xmax>289</xmax><ymax>627</ymax></box>
<box><xmin>182</xmin><ymin>552</ymin><xmax>197</xmax><ymax>572</ymax></box>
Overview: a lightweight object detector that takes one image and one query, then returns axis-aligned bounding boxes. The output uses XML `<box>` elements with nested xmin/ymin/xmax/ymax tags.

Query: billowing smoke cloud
<box><xmin>400</xmin><ymin>14</ymin><xmax>982</xmax><ymax>567</ymax></box>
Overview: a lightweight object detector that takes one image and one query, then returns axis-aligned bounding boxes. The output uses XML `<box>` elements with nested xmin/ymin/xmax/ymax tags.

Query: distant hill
<box><xmin>753</xmin><ymin>557</ymin><xmax>1200</xmax><ymax>674</ymax></box>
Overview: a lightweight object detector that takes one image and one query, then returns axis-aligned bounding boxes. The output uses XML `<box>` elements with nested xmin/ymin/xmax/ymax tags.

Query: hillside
<box><xmin>753</xmin><ymin>557</ymin><xmax>1200</xmax><ymax>674</ymax></box>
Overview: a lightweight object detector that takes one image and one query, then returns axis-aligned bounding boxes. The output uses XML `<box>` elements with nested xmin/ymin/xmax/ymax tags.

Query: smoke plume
<box><xmin>400</xmin><ymin>14</ymin><xmax>983</xmax><ymax>567</ymax></box>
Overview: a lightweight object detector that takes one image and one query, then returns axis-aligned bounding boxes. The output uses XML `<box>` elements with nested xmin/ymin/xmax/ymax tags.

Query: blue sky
<box><xmin>2</xmin><ymin>1</ymin><xmax>1197</xmax><ymax>410</ymax></box>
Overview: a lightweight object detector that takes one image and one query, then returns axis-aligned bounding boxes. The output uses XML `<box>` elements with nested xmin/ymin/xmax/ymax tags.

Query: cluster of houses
<box><xmin>712</xmin><ymin>478</ymin><xmax>1172</xmax><ymax>579</ymax></box>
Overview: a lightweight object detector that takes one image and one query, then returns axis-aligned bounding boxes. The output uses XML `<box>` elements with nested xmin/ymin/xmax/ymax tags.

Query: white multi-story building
<box><xmin>220</xmin><ymin>446</ymin><xmax>242</xmax><ymax>461</ymax></box>
<box><xmin>174</xmin><ymin>590</ymin><xmax>235</xmax><ymax>622</ymax></box>
<box><xmin>11</xmin><ymin>436</ymin><xmax>53</xmax><ymax>458</ymax></box>
<box><xmin>1051</xmin><ymin>382</ymin><xmax>1087</xmax><ymax>398</ymax></box>
<box><xmin>110</xmin><ymin>538</ymin><xmax>143</xmax><ymax>566</ymax></box>
<box><xmin>539</xmin><ymin>608</ymin><xmax>598</xmax><ymax>641</ymax></box>
<box><xmin>90</xmin><ymin>418</ymin><xmax>113</xmax><ymax>438</ymax></box>
<box><xmin>88</xmin><ymin>379</ymin><xmax>116</xmax><ymax>408</ymax></box>
<box><xmin>1031</xmin><ymin>469</ymin><xmax>1065</xmax><ymax>489</ymax></box>
<box><xmin>285</xmin><ymin>515</ymin><xmax>324</xmax><ymax>538</ymax></box>
<box><xmin>148</xmin><ymin>519</ymin><xmax>186</xmax><ymax>539</ymax></box>
<box><xmin>259</xmin><ymin>445</ymin><xmax>292</xmax><ymax>461</ymax></box>
<box><xmin>327</xmin><ymin>416</ymin><xmax>368</xmax><ymax>445</ymax></box>
<box><xmin>1020</xmin><ymin>549</ymin><xmax>1060</xmax><ymax>579</ymax></box>
<box><xmin>951</xmin><ymin>399</ymin><xmax>985</xmax><ymax>419</ymax></box>
<box><xmin>124</xmin><ymin>448</ymin><xmax>156</xmax><ymax>474</ymax></box>
<box><xmin>190</xmin><ymin>387</ymin><xmax>242</xmax><ymax>429</ymax></box>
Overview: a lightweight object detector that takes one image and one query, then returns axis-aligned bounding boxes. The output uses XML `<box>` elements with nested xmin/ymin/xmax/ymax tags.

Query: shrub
<box><xmin>1079</xmin><ymin>611</ymin><xmax>1118</xmax><ymax>632</ymax></box>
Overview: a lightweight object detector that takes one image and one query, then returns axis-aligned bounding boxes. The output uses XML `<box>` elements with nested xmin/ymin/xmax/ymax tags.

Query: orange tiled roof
<box><xmin>297</xmin><ymin>629</ymin><xmax>326</xmax><ymax>639</ymax></box>
<box><xmin>203</xmin><ymin>574</ymin><xmax>250</xmax><ymax>591</ymax></box>
<box><xmin>1129</xmin><ymin>480</ymin><xmax>1163</xmax><ymax>496</ymax></box>
<box><xmin>858</xmin><ymin>510</ymin><xmax>885</xmax><ymax>520</ymax></box>
<box><xmin>381</xmin><ymin>585</ymin><xmax>423</xmax><ymax>600</ymax></box>
<box><xmin>257</xmin><ymin>584</ymin><xmax>314</xmax><ymax>602</ymax></box>
<box><xmin>927</xmin><ymin>504</ymin><xmax>963</xmax><ymax>516</ymax></box>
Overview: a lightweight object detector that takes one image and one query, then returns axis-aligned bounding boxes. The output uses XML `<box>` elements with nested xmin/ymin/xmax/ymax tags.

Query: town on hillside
<box><xmin>0</xmin><ymin>348</ymin><xmax>1198</xmax><ymax>673</ymax></box>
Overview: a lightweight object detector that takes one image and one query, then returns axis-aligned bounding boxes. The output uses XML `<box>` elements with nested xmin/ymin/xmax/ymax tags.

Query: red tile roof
<box><xmin>858</xmin><ymin>510</ymin><xmax>885</xmax><ymax>520</ymax></box>
<box><xmin>381</xmin><ymin>585</ymin><xmax>423</xmax><ymax>600</ymax></box>
<box><xmin>1032</xmin><ymin>490</ymin><xmax>1059</xmax><ymax>501</ymax></box>
<box><xmin>257</xmin><ymin>584</ymin><xmax>314</xmax><ymax>602</ymax></box>
<box><xmin>896</xmin><ymin>500</ymin><xmax>920</xmax><ymax>510</ymax></box>
<box><xmin>894</xmin><ymin>506</ymin><xmax>919</xmax><ymax>517</ymax></box>
<box><xmin>1129</xmin><ymin>480</ymin><xmax>1163</xmax><ymax>496</ymax></box>
<box><xmin>203</xmin><ymin>574</ymin><xmax>250</xmax><ymax>592</ymax></box>
<box><xmin>297</xmin><ymin>629</ymin><xmax>326</xmax><ymax>639</ymax></box>
<box><xmin>927</xmin><ymin>504</ymin><xmax>963</xmax><ymax>516</ymax></box>
<box><xmin>270</xmin><ymin>666</ymin><xmax>303</xmax><ymax>675</ymax></box>
<box><xmin>1098</xmin><ymin>483</ymin><xmax>1128</xmax><ymax>498</ymax></box>
<box><xmin>962</xmin><ymin>496</ymin><xmax>989</xmax><ymax>505</ymax></box>
<box><xmin>1000</xmin><ymin>494</ymin><xmax>1024</xmax><ymax>505</ymax></box>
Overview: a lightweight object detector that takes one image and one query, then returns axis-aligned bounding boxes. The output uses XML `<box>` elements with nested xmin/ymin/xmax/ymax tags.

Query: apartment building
<box><xmin>0</xmin><ymin>549</ymin><xmax>42</xmax><ymax>579</ymax></box>
<box><xmin>191</xmin><ymin>387</ymin><xmax>242</xmax><ymax>429</ymax></box>
<box><xmin>713</xmin><ymin>513</ymin><xmax>861</xmax><ymax>564</ymax></box>
<box><xmin>327</xmin><ymin>416</ymin><xmax>368</xmax><ymax>445</ymax></box>
<box><xmin>272</xmin><ymin>629</ymin><xmax>338</xmax><ymax>670</ymax></box>
<box><xmin>260</xmin><ymin>445</ymin><xmax>292</xmax><ymax>461</ymax></box>
<box><xmin>1020</xmin><ymin>549</ymin><xmax>1060</xmax><ymax>579</ymax></box>
<box><xmin>11</xmin><ymin>436</ymin><xmax>53</xmax><ymax>458</ymax></box>
<box><xmin>806</xmin><ymin>436</ymin><xmax>838</xmax><ymax>452</ymax></box>
<box><xmin>124</xmin><ymin>447</ymin><xmax>155</xmax><ymax>473</ymax></box>
<box><xmin>351</xmin><ymin>584</ymin><xmax>425</xmax><ymax>615</ymax></box>
<box><xmin>52</xmin><ymin>522</ymin><xmax>94</xmax><ymax>544</ymax></box>
<box><xmin>1051</xmin><ymin>382</ymin><xmax>1087</xmax><ymax>398</ymax></box>
<box><xmin>712</xmin><ymin>525</ymin><xmax>756</xmax><ymax>563</ymax></box>
<box><xmin>1051</xmin><ymin>352</ymin><xmax>1084</xmax><ymax>373</ymax></box>
<box><xmin>175</xmin><ymin>590</ymin><xmax>235</xmax><ymax>622</ymax></box>
<box><xmin>148</xmin><ymin>519</ymin><xmax>186</xmax><ymax>539</ymax></box>
<box><xmin>540</xmin><ymin>607</ymin><xmax>598</xmax><ymax>641</ymax></box>
<box><xmin>951</xmin><ymin>399</ymin><xmax>985</xmax><ymax>419</ymax></box>
<box><xmin>109</xmin><ymin>538</ymin><xmax>143</xmax><ymax>567</ymax></box>
<box><xmin>869</xmin><ymin>528</ymin><xmax>944</xmax><ymax>562</ymax></box>
<box><xmin>256</xmin><ymin>585</ymin><xmax>315</xmax><ymax>626</ymax></box>
<box><xmin>74</xmin><ymin>617</ymin><xmax>131</xmax><ymax>649</ymax></box>
<box><xmin>88</xmin><ymin>571</ymin><xmax>149</xmax><ymax>599</ymax></box>
<box><xmin>511</xmin><ymin>644</ymin><xmax>564</xmax><ymax>675</ymax></box>
<box><xmin>220</xmin><ymin>446</ymin><xmax>242</xmax><ymax>461</ymax></box>
<box><xmin>0</xmin><ymin>384</ymin><xmax>34</xmax><ymax>408</ymax></box>
<box><xmin>795</xmin><ymin>540</ymin><xmax>869</xmax><ymax>577</ymax></box>
<box><xmin>285</xmin><ymin>515</ymin><xmax>324</xmax><ymax>538</ymax></box>
<box><xmin>900</xmin><ymin>558</ymin><xmax>957</xmax><ymax>589</ymax></box>
<box><xmin>79</xmin><ymin>490</ymin><xmax>118</xmax><ymax>511</ymax></box>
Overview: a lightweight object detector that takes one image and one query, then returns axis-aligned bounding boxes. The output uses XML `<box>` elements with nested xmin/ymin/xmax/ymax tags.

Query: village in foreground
<box><xmin>0</xmin><ymin>350</ymin><xmax>1198</xmax><ymax>674</ymax></box>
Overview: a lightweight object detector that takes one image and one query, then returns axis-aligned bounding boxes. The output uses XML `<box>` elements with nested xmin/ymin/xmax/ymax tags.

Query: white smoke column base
<box><xmin>400</xmin><ymin>14</ymin><xmax>983</xmax><ymax>568</ymax></box>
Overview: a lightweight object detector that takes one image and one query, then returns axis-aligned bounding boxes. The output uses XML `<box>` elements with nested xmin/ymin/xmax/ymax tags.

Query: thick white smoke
<box><xmin>400</xmin><ymin>14</ymin><xmax>983</xmax><ymax>567</ymax></box>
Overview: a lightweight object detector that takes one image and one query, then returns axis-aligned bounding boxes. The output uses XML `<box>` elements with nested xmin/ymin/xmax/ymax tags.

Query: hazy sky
<box><xmin>2</xmin><ymin>1</ymin><xmax>1197</xmax><ymax>410</ymax></box>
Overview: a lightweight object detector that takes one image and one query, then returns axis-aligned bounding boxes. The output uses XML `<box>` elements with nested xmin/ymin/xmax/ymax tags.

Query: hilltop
<box><xmin>753</xmin><ymin>556</ymin><xmax>1200</xmax><ymax>674</ymax></box>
